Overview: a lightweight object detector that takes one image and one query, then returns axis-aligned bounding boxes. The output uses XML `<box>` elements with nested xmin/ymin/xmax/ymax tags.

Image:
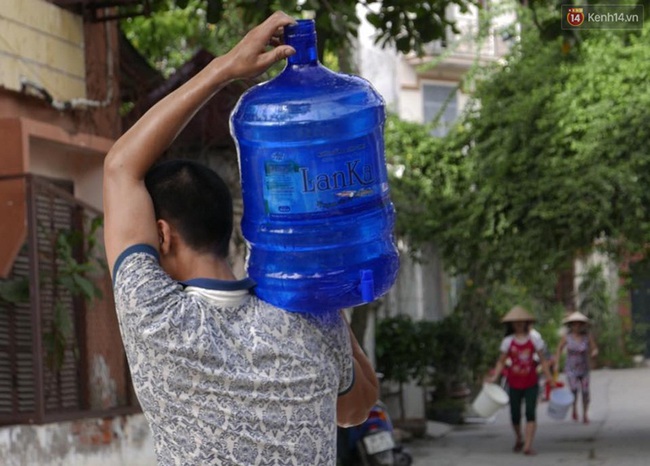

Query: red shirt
<box><xmin>505</xmin><ymin>337</ymin><xmax>539</xmax><ymax>389</ymax></box>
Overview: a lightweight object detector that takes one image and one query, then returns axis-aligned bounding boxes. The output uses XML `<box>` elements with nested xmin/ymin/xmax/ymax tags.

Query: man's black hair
<box><xmin>145</xmin><ymin>159</ymin><xmax>233</xmax><ymax>258</ymax></box>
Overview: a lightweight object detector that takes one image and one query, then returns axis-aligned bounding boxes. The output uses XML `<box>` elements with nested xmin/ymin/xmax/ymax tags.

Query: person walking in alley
<box><xmin>554</xmin><ymin>311</ymin><xmax>599</xmax><ymax>424</ymax></box>
<box><xmin>488</xmin><ymin>305</ymin><xmax>555</xmax><ymax>456</ymax></box>
<box><xmin>102</xmin><ymin>11</ymin><xmax>378</xmax><ymax>466</ymax></box>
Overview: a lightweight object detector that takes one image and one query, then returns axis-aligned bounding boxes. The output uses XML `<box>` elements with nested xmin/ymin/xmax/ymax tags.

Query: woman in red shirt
<box><xmin>489</xmin><ymin>306</ymin><xmax>555</xmax><ymax>456</ymax></box>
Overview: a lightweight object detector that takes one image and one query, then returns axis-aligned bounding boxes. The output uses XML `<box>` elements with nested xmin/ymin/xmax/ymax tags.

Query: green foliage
<box><xmin>375</xmin><ymin>315</ymin><xmax>419</xmax><ymax>385</ymax></box>
<box><xmin>624</xmin><ymin>323</ymin><xmax>648</xmax><ymax>356</ymax></box>
<box><xmin>55</xmin><ymin>217</ymin><xmax>106</xmax><ymax>301</ymax></box>
<box><xmin>55</xmin><ymin>230</ymin><xmax>103</xmax><ymax>302</ymax></box>
<box><xmin>384</xmin><ymin>113</ymin><xmax>470</xmax><ymax>250</ymax></box>
<box><xmin>420</xmin><ymin>314</ymin><xmax>473</xmax><ymax>397</ymax></box>
<box><xmin>43</xmin><ymin>219</ymin><xmax>106</xmax><ymax>375</ymax></box>
<box><xmin>122</xmin><ymin>0</ymin><xmax>481</xmax><ymax>78</ymax></box>
<box><xmin>550</xmin><ymin>29</ymin><xmax>650</xmax><ymax>256</ymax></box>
<box><xmin>376</xmin><ymin>313</ymin><xmax>482</xmax><ymax>399</ymax></box>
<box><xmin>121</xmin><ymin>0</ymin><xmax>250</xmax><ymax>77</ymax></box>
<box><xmin>577</xmin><ymin>264</ymin><xmax>632</xmax><ymax>368</ymax></box>
<box><xmin>366</xmin><ymin>0</ymin><xmax>475</xmax><ymax>55</ymax></box>
<box><xmin>383</xmin><ymin>13</ymin><xmax>650</xmax><ymax>389</ymax></box>
<box><xmin>0</xmin><ymin>277</ymin><xmax>29</xmax><ymax>305</ymax></box>
<box><xmin>44</xmin><ymin>303</ymin><xmax>75</xmax><ymax>376</ymax></box>
<box><xmin>375</xmin><ymin>315</ymin><xmax>421</xmax><ymax>419</ymax></box>
<box><xmin>388</xmin><ymin>18</ymin><xmax>650</xmax><ymax>312</ymax></box>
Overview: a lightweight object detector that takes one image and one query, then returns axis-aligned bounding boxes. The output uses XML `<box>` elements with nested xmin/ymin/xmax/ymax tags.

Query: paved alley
<box><xmin>408</xmin><ymin>366</ymin><xmax>650</xmax><ymax>465</ymax></box>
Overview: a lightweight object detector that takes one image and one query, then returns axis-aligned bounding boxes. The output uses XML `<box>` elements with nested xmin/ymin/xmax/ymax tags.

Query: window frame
<box><xmin>0</xmin><ymin>174</ymin><xmax>139</xmax><ymax>426</ymax></box>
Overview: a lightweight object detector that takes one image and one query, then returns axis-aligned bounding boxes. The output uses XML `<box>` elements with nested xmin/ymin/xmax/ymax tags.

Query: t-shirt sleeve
<box><xmin>531</xmin><ymin>332</ymin><xmax>545</xmax><ymax>352</ymax></box>
<box><xmin>329</xmin><ymin>313</ymin><xmax>355</xmax><ymax>396</ymax></box>
<box><xmin>112</xmin><ymin>244</ymin><xmax>188</xmax><ymax>341</ymax></box>
<box><xmin>499</xmin><ymin>336</ymin><xmax>513</xmax><ymax>354</ymax></box>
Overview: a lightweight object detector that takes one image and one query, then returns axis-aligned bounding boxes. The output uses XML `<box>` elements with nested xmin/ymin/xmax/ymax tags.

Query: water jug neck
<box><xmin>284</xmin><ymin>19</ymin><xmax>318</xmax><ymax>66</ymax></box>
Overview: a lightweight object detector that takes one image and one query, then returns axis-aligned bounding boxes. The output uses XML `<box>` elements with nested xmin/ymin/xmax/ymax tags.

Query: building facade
<box><xmin>0</xmin><ymin>1</ymin><xmax>156</xmax><ymax>464</ymax></box>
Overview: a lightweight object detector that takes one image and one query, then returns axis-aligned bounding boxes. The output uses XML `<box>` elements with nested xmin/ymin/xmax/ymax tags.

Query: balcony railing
<box><xmin>422</xmin><ymin>20</ymin><xmax>511</xmax><ymax>60</ymax></box>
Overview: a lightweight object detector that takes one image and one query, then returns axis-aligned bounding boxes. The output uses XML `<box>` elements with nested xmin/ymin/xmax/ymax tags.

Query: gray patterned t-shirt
<box><xmin>113</xmin><ymin>245</ymin><xmax>354</xmax><ymax>466</ymax></box>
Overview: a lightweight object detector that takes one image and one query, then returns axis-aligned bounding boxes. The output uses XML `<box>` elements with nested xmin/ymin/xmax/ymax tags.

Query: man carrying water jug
<box><xmin>103</xmin><ymin>11</ymin><xmax>378</xmax><ymax>466</ymax></box>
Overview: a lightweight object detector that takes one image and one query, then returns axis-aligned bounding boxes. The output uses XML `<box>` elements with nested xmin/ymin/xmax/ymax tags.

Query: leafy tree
<box><xmin>122</xmin><ymin>0</ymin><xmax>478</xmax><ymax>77</ymax></box>
<box><xmin>388</xmin><ymin>17</ymin><xmax>650</xmax><ymax>295</ymax></box>
<box><xmin>121</xmin><ymin>0</ymin><xmax>249</xmax><ymax>77</ymax></box>
<box><xmin>382</xmin><ymin>16</ymin><xmax>650</xmax><ymax>380</ymax></box>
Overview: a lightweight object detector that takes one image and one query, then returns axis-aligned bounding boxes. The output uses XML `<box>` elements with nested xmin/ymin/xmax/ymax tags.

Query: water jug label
<box><xmin>261</xmin><ymin>140</ymin><xmax>386</xmax><ymax>217</ymax></box>
<box><xmin>300</xmin><ymin>160</ymin><xmax>373</xmax><ymax>192</ymax></box>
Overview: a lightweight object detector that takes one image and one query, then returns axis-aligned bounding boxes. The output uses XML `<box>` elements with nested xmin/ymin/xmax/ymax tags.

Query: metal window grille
<box><xmin>0</xmin><ymin>174</ymin><xmax>139</xmax><ymax>426</ymax></box>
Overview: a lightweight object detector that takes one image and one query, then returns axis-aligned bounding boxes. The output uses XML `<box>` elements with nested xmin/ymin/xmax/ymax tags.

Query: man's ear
<box><xmin>157</xmin><ymin>219</ymin><xmax>173</xmax><ymax>255</ymax></box>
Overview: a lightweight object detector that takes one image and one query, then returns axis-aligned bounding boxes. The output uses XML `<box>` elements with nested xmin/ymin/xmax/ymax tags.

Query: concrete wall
<box><xmin>356</xmin><ymin>4</ymin><xmax>399</xmax><ymax>111</ymax></box>
<box><xmin>29</xmin><ymin>137</ymin><xmax>105</xmax><ymax>211</ymax></box>
<box><xmin>0</xmin><ymin>415</ymin><xmax>156</xmax><ymax>466</ymax></box>
<box><xmin>0</xmin><ymin>0</ymin><xmax>86</xmax><ymax>101</ymax></box>
<box><xmin>384</xmin><ymin>242</ymin><xmax>451</xmax><ymax>322</ymax></box>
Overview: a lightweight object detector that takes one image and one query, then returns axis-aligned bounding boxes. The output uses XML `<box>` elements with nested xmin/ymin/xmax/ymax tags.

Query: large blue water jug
<box><xmin>230</xmin><ymin>19</ymin><xmax>399</xmax><ymax>314</ymax></box>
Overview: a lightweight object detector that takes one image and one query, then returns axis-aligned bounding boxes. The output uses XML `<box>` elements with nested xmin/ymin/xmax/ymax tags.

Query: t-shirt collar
<box><xmin>179</xmin><ymin>277</ymin><xmax>256</xmax><ymax>291</ymax></box>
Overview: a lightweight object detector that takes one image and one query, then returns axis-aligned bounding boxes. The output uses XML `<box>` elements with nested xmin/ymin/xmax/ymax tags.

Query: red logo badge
<box><xmin>567</xmin><ymin>7</ymin><xmax>585</xmax><ymax>27</ymax></box>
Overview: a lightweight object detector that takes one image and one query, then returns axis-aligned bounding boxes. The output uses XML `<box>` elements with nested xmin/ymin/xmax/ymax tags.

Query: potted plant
<box><xmin>375</xmin><ymin>315</ymin><xmax>428</xmax><ymax>437</ymax></box>
<box><xmin>422</xmin><ymin>314</ymin><xmax>476</xmax><ymax>425</ymax></box>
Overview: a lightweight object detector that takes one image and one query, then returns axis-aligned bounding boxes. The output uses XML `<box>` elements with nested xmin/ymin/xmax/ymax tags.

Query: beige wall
<box><xmin>30</xmin><ymin>138</ymin><xmax>105</xmax><ymax>211</ymax></box>
<box><xmin>0</xmin><ymin>0</ymin><xmax>86</xmax><ymax>100</ymax></box>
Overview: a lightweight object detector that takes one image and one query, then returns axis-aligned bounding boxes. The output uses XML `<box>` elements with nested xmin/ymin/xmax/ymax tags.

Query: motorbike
<box><xmin>337</xmin><ymin>400</ymin><xmax>413</xmax><ymax>466</ymax></box>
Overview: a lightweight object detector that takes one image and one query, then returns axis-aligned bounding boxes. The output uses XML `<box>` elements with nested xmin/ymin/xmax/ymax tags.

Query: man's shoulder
<box><xmin>113</xmin><ymin>244</ymin><xmax>161</xmax><ymax>284</ymax></box>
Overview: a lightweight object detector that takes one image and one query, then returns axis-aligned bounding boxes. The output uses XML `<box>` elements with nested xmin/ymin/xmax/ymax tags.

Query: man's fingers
<box><xmin>277</xmin><ymin>45</ymin><xmax>296</xmax><ymax>59</ymax></box>
<box><xmin>251</xmin><ymin>11</ymin><xmax>295</xmax><ymax>45</ymax></box>
<box><xmin>262</xmin><ymin>11</ymin><xmax>296</xmax><ymax>32</ymax></box>
<box><xmin>267</xmin><ymin>33</ymin><xmax>283</xmax><ymax>48</ymax></box>
<box><xmin>224</xmin><ymin>11</ymin><xmax>296</xmax><ymax>79</ymax></box>
<box><xmin>258</xmin><ymin>45</ymin><xmax>295</xmax><ymax>69</ymax></box>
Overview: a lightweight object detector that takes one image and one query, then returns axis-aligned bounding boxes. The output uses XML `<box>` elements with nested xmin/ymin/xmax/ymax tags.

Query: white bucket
<box><xmin>471</xmin><ymin>383</ymin><xmax>509</xmax><ymax>418</ymax></box>
<box><xmin>547</xmin><ymin>388</ymin><xmax>575</xmax><ymax>420</ymax></box>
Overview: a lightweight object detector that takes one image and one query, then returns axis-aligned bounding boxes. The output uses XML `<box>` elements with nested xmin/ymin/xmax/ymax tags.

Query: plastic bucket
<box><xmin>544</xmin><ymin>380</ymin><xmax>564</xmax><ymax>401</ymax></box>
<box><xmin>472</xmin><ymin>383</ymin><xmax>509</xmax><ymax>418</ymax></box>
<box><xmin>547</xmin><ymin>388</ymin><xmax>575</xmax><ymax>420</ymax></box>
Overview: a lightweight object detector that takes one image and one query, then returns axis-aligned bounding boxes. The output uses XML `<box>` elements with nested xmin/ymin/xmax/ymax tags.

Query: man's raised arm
<box><xmin>102</xmin><ymin>12</ymin><xmax>296</xmax><ymax>274</ymax></box>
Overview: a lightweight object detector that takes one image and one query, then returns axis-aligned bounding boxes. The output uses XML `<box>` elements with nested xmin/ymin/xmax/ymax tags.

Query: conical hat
<box><xmin>562</xmin><ymin>311</ymin><xmax>590</xmax><ymax>324</ymax></box>
<box><xmin>501</xmin><ymin>305</ymin><xmax>536</xmax><ymax>323</ymax></box>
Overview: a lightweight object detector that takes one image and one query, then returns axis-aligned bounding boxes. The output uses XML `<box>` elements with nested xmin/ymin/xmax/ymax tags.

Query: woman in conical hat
<box><xmin>561</xmin><ymin>311</ymin><xmax>590</xmax><ymax>325</ymax></box>
<box><xmin>501</xmin><ymin>305</ymin><xmax>536</xmax><ymax>323</ymax></box>
<box><xmin>488</xmin><ymin>305</ymin><xmax>555</xmax><ymax>456</ymax></box>
<box><xmin>554</xmin><ymin>311</ymin><xmax>598</xmax><ymax>423</ymax></box>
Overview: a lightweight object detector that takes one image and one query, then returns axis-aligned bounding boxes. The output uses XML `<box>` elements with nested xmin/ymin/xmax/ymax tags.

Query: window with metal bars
<box><xmin>0</xmin><ymin>175</ymin><xmax>139</xmax><ymax>426</ymax></box>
